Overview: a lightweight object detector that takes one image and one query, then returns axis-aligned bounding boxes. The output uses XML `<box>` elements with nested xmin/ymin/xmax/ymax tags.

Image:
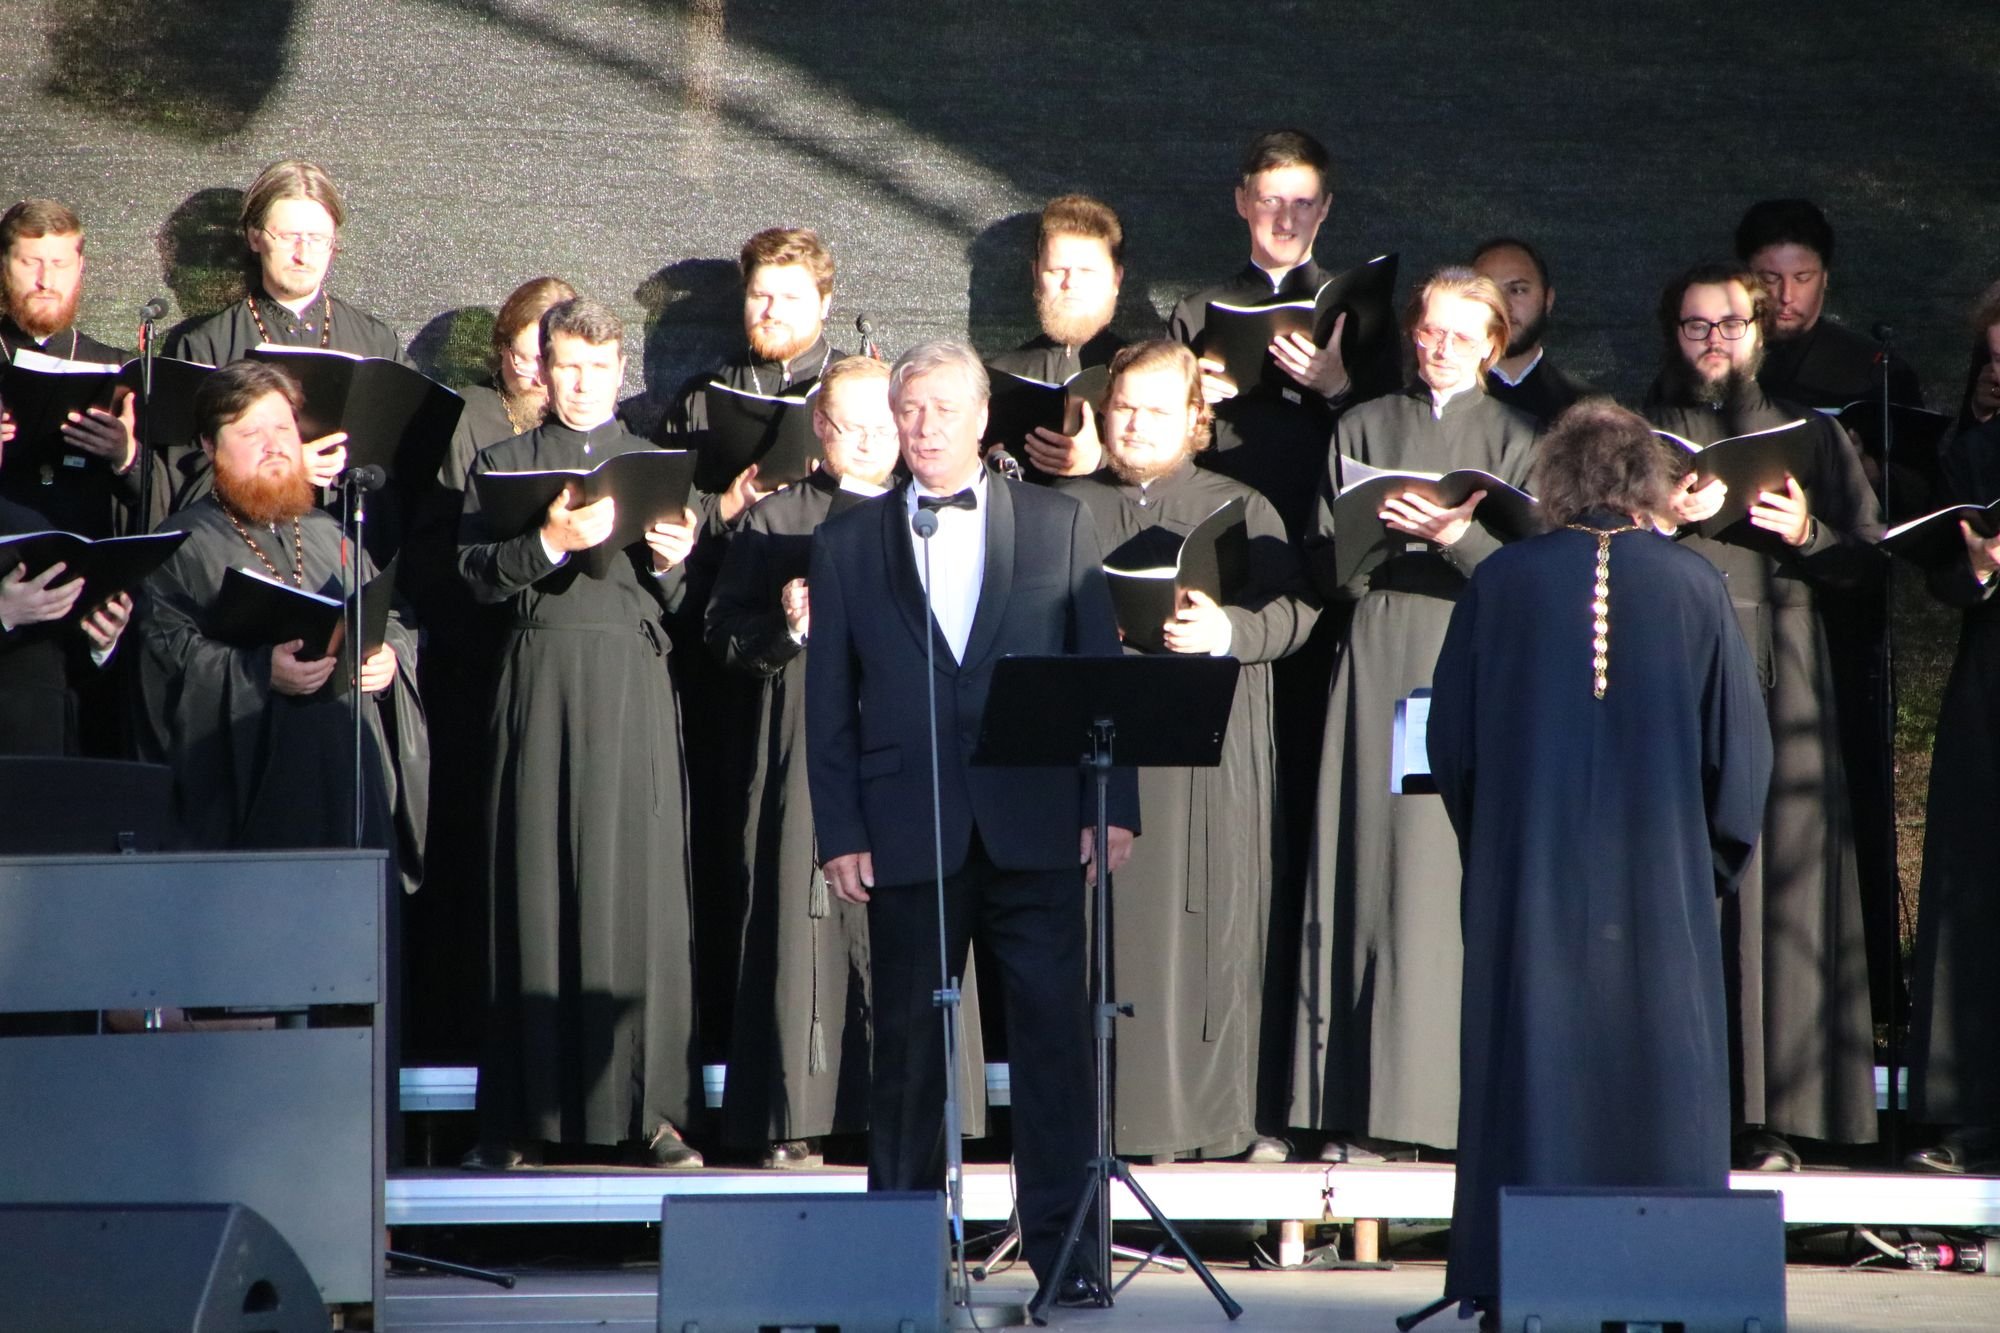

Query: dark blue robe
<box><xmin>1428</xmin><ymin>518</ymin><xmax>1772</xmax><ymax>1305</ymax></box>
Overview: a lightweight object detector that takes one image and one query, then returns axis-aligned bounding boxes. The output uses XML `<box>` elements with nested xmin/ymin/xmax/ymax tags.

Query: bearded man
<box><xmin>1057</xmin><ymin>339</ymin><xmax>1316</xmax><ymax>1163</ymax></box>
<box><xmin>135</xmin><ymin>359</ymin><xmax>427</xmax><ymax>873</ymax></box>
<box><xmin>985</xmin><ymin>194</ymin><xmax>1130</xmax><ymax>480</ymax></box>
<box><xmin>0</xmin><ymin>198</ymin><xmax>143</xmax><ymax>537</ymax></box>
<box><xmin>1642</xmin><ymin>261</ymin><xmax>1882</xmax><ymax>1170</ymax></box>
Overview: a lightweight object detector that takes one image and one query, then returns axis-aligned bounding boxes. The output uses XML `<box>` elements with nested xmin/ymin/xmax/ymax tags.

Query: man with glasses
<box><xmin>171</xmin><ymin>159</ymin><xmax>406</xmax><ymax>510</ymax></box>
<box><xmin>704</xmin><ymin>355</ymin><xmax>917</xmax><ymax>1171</ymax></box>
<box><xmin>1291</xmin><ymin>269</ymin><xmax>1538</xmax><ymax>1166</ymax></box>
<box><xmin>1643</xmin><ymin>261</ymin><xmax>1882</xmax><ymax>1173</ymax></box>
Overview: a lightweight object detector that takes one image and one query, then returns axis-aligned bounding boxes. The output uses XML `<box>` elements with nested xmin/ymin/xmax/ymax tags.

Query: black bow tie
<box><xmin>917</xmin><ymin>489</ymin><xmax>977</xmax><ymax>513</ymax></box>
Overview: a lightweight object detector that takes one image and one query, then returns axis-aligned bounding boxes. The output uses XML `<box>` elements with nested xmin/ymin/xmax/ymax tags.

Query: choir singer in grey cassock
<box><xmin>1428</xmin><ymin>400</ymin><xmax>1772</xmax><ymax>1312</ymax></box>
<box><xmin>1058</xmin><ymin>341</ymin><xmax>1316</xmax><ymax>1160</ymax></box>
<box><xmin>1290</xmin><ymin>269</ymin><xmax>1538</xmax><ymax>1157</ymax></box>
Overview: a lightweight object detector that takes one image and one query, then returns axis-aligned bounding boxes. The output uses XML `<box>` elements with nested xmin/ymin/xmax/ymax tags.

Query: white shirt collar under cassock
<box><xmin>1488</xmin><ymin>347</ymin><xmax>1544</xmax><ymax>389</ymax></box>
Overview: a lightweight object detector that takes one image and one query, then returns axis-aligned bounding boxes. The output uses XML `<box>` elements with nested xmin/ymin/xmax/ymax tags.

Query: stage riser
<box><xmin>385</xmin><ymin>1165</ymin><xmax>2000</xmax><ymax>1229</ymax></box>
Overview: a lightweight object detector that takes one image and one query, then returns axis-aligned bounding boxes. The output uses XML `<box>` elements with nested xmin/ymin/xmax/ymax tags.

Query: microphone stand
<box><xmin>135</xmin><ymin>305</ymin><xmax>161</xmax><ymax>528</ymax></box>
<box><xmin>1875</xmin><ymin>325</ymin><xmax>1904</xmax><ymax>1160</ymax></box>
<box><xmin>910</xmin><ymin>503</ymin><xmax>974</xmax><ymax>1314</ymax></box>
<box><xmin>343</xmin><ymin>471</ymin><xmax>368</xmax><ymax>847</ymax></box>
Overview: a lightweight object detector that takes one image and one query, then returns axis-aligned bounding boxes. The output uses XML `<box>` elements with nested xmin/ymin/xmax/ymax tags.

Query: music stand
<box><xmin>973</xmin><ymin>654</ymin><xmax>1244</xmax><ymax>1322</ymax></box>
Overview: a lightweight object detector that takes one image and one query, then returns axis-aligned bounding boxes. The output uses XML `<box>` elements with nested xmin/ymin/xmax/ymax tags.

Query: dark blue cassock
<box><xmin>1427</xmin><ymin>517</ymin><xmax>1773</xmax><ymax>1306</ymax></box>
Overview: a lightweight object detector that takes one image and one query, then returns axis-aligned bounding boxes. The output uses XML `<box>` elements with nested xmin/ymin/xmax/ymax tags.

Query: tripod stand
<box><xmin>973</xmin><ymin>655</ymin><xmax>1244</xmax><ymax>1323</ymax></box>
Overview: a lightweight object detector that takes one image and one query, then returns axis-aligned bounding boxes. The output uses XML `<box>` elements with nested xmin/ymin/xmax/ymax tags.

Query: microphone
<box><xmin>138</xmin><ymin>297</ymin><xmax>169</xmax><ymax>323</ymax></box>
<box><xmin>911</xmin><ymin>506</ymin><xmax>939</xmax><ymax>539</ymax></box>
<box><xmin>340</xmin><ymin>464</ymin><xmax>388</xmax><ymax>492</ymax></box>
<box><xmin>1871</xmin><ymin>322</ymin><xmax>1896</xmax><ymax>346</ymax></box>
<box><xmin>857</xmin><ymin>313</ymin><xmax>881</xmax><ymax>361</ymax></box>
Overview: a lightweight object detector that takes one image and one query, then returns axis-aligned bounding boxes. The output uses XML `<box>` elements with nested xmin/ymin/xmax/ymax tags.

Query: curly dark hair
<box><xmin>1530</xmin><ymin>397</ymin><xmax>1680</xmax><ymax>528</ymax></box>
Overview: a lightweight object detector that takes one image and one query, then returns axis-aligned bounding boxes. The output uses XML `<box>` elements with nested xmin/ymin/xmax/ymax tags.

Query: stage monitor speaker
<box><xmin>1497</xmin><ymin>1186</ymin><xmax>1785</xmax><ymax>1333</ymax></box>
<box><xmin>0</xmin><ymin>1202</ymin><xmax>330</xmax><ymax>1333</ymax></box>
<box><xmin>658</xmin><ymin>1190</ymin><xmax>947</xmax><ymax>1333</ymax></box>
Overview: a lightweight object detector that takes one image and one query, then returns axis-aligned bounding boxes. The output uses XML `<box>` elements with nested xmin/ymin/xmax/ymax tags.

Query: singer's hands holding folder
<box><xmin>60</xmin><ymin>389</ymin><xmax>137</xmax><ymax>471</ymax></box>
<box><xmin>1380</xmin><ymin>487</ymin><xmax>1484</xmax><ymax>548</ymax></box>
<box><xmin>542</xmin><ymin>485</ymin><xmax>617</xmax><ymax>552</ymax></box>
<box><xmin>1022</xmin><ymin>402</ymin><xmax>1104</xmax><ymax>478</ymax></box>
<box><xmin>1671</xmin><ymin>473</ymin><xmax>1728</xmax><ymax>526</ymax></box>
<box><xmin>1748</xmin><ymin>476</ymin><xmax>1813</xmax><ymax>547</ymax></box>
<box><xmin>79</xmin><ymin>591</ymin><xmax>132</xmax><ymax>655</ymax></box>
<box><xmin>271</xmin><ymin>639</ymin><xmax>338</xmax><ymax>696</ymax></box>
<box><xmin>645</xmin><ymin>508</ymin><xmax>698</xmax><ymax>572</ymax></box>
<box><xmin>1161</xmin><ymin>588</ymin><xmax>1229</xmax><ymax>656</ymax></box>
<box><xmin>304</xmin><ymin>430</ymin><xmax>351</xmax><ymax>489</ymax></box>
<box><xmin>0</xmin><ymin>560</ymin><xmax>83</xmax><ymax>630</ymax></box>
<box><xmin>1961</xmin><ymin>520</ymin><xmax>2000</xmax><ymax>583</ymax></box>
<box><xmin>358</xmin><ymin>642</ymin><xmax>398</xmax><ymax>694</ymax></box>
<box><xmin>1270</xmin><ymin>310</ymin><xmax>1350</xmax><ymax>397</ymax></box>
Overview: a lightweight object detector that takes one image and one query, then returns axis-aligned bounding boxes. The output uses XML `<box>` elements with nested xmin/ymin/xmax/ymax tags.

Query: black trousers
<box><xmin>866</xmin><ymin>835</ymin><xmax>1097</xmax><ymax>1285</ymax></box>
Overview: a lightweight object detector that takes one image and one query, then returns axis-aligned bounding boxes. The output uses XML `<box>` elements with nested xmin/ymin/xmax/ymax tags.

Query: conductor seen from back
<box><xmin>804</xmin><ymin>338</ymin><xmax>1137</xmax><ymax>1304</ymax></box>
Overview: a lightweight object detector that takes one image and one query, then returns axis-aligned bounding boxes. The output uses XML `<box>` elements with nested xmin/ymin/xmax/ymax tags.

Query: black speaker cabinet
<box><xmin>1497</xmin><ymin>1186</ymin><xmax>1785</xmax><ymax>1333</ymax></box>
<box><xmin>0</xmin><ymin>1202</ymin><xmax>330</xmax><ymax>1333</ymax></box>
<box><xmin>658</xmin><ymin>1191</ymin><xmax>947</xmax><ymax>1333</ymax></box>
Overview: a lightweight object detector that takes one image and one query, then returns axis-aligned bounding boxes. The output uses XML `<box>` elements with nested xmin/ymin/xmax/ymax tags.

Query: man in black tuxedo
<box><xmin>805</xmin><ymin>338</ymin><xmax>1137</xmax><ymax>1304</ymax></box>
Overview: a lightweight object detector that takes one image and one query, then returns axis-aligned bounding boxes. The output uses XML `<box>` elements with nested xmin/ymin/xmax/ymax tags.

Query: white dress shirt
<box><xmin>905</xmin><ymin>469</ymin><xmax>989</xmax><ymax>663</ymax></box>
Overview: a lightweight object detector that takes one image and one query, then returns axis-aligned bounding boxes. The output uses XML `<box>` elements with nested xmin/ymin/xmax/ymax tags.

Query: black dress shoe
<box><xmin>1054</xmin><ymin>1274</ymin><xmax>1107</xmax><ymax>1308</ymax></box>
<box><xmin>1736</xmin><ymin>1130</ymin><xmax>1800</xmax><ymax>1172</ymax></box>
<box><xmin>1907</xmin><ymin>1142</ymin><xmax>1969</xmax><ymax>1174</ymax></box>
<box><xmin>634</xmin><ymin>1121</ymin><xmax>704</xmax><ymax>1169</ymax></box>
<box><xmin>761</xmin><ymin>1138</ymin><xmax>823</xmax><ymax>1169</ymax></box>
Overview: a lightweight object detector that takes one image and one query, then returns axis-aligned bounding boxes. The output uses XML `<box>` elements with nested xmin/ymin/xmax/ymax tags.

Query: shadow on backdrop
<box><xmin>626</xmin><ymin>258</ymin><xmax>742</xmax><ymax>437</ymax></box>
<box><xmin>409</xmin><ymin>307</ymin><xmax>499</xmax><ymax>388</ymax></box>
<box><xmin>46</xmin><ymin>0</ymin><xmax>301</xmax><ymax>141</ymax></box>
<box><xmin>155</xmin><ymin>188</ymin><xmax>248</xmax><ymax>345</ymax></box>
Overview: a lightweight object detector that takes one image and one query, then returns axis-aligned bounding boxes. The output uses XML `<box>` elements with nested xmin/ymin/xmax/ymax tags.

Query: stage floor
<box><xmin>382</xmin><ymin>1262</ymin><xmax>2000</xmax><ymax>1332</ymax></box>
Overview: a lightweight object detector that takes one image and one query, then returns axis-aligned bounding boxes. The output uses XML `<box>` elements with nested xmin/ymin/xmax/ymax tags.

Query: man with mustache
<box><xmin>134</xmin><ymin>359</ymin><xmax>426</xmax><ymax>868</ymax></box>
<box><xmin>0</xmin><ymin>199</ymin><xmax>144</xmax><ymax>539</ymax></box>
<box><xmin>984</xmin><ymin>194</ymin><xmax>1130</xmax><ymax>480</ymax></box>
<box><xmin>1643</xmin><ymin>261</ymin><xmax>1881</xmax><ymax>1173</ymax></box>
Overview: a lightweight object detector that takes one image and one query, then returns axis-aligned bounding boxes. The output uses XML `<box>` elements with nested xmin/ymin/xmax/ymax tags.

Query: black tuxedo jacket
<box><xmin>806</xmin><ymin>476</ymin><xmax>1140</xmax><ymax>887</ymax></box>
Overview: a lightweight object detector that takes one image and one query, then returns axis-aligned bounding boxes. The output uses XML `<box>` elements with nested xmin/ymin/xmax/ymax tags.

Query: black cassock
<box><xmin>1645</xmin><ymin>379</ymin><xmax>1881</xmax><ymax>1145</ymax></box>
<box><xmin>1909</xmin><ymin>416</ymin><xmax>2000</xmax><ymax>1129</ymax></box>
<box><xmin>167</xmin><ymin>288</ymin><xmax>405</xmax><ymax>514</ymax></box>
<box><xmin>1061</xmin><ymin>463</ymin><xmax>1316</xmax><ymax>1156</ymax></box>
<box><xmin>1290</xmin><ymin>385</ymin><xmax>1539</xmax><ymax>1150</ymax></box>
<box><xmin>0</xmin><ymin>318</ymin><xmax>149</xmax><ymax>539</ymax></box>
<box><xmin>1168</xmin><ymin>262</ymin><xmax>1341</xmax><ymax>541</ymax></box>
<box><xmin>662</xmin><ymin>338</ymin><xmax>847</xmax><ymax>1067</ymax></box>
<box><xmin>133</xmin><ymin>496</ymin><xmax>427</xmax><ymax>879</ymax></box>
<box><xmin>1482</xmin><ymin>355</ymin><xmax>1591</xmax><ymax>430</ymax></box>
<box><xmin>0</xmin><ymin>496</ymin><xmax>88</xmax><ymax>755</ymax></box>
<box><xmin>1429</xmin><ymin>520</ymin><xmax>1771</xmax><ymax>1305</ymax></box>
<box><xmin>702</xmin><ymin>470</ymin><xmax>993</xmax><ymax>1147</ymax></box>
<box><xmin>459</xmin><ymin>418</ymin><xmax>700</xmax><ymax>1148</ymax></box>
